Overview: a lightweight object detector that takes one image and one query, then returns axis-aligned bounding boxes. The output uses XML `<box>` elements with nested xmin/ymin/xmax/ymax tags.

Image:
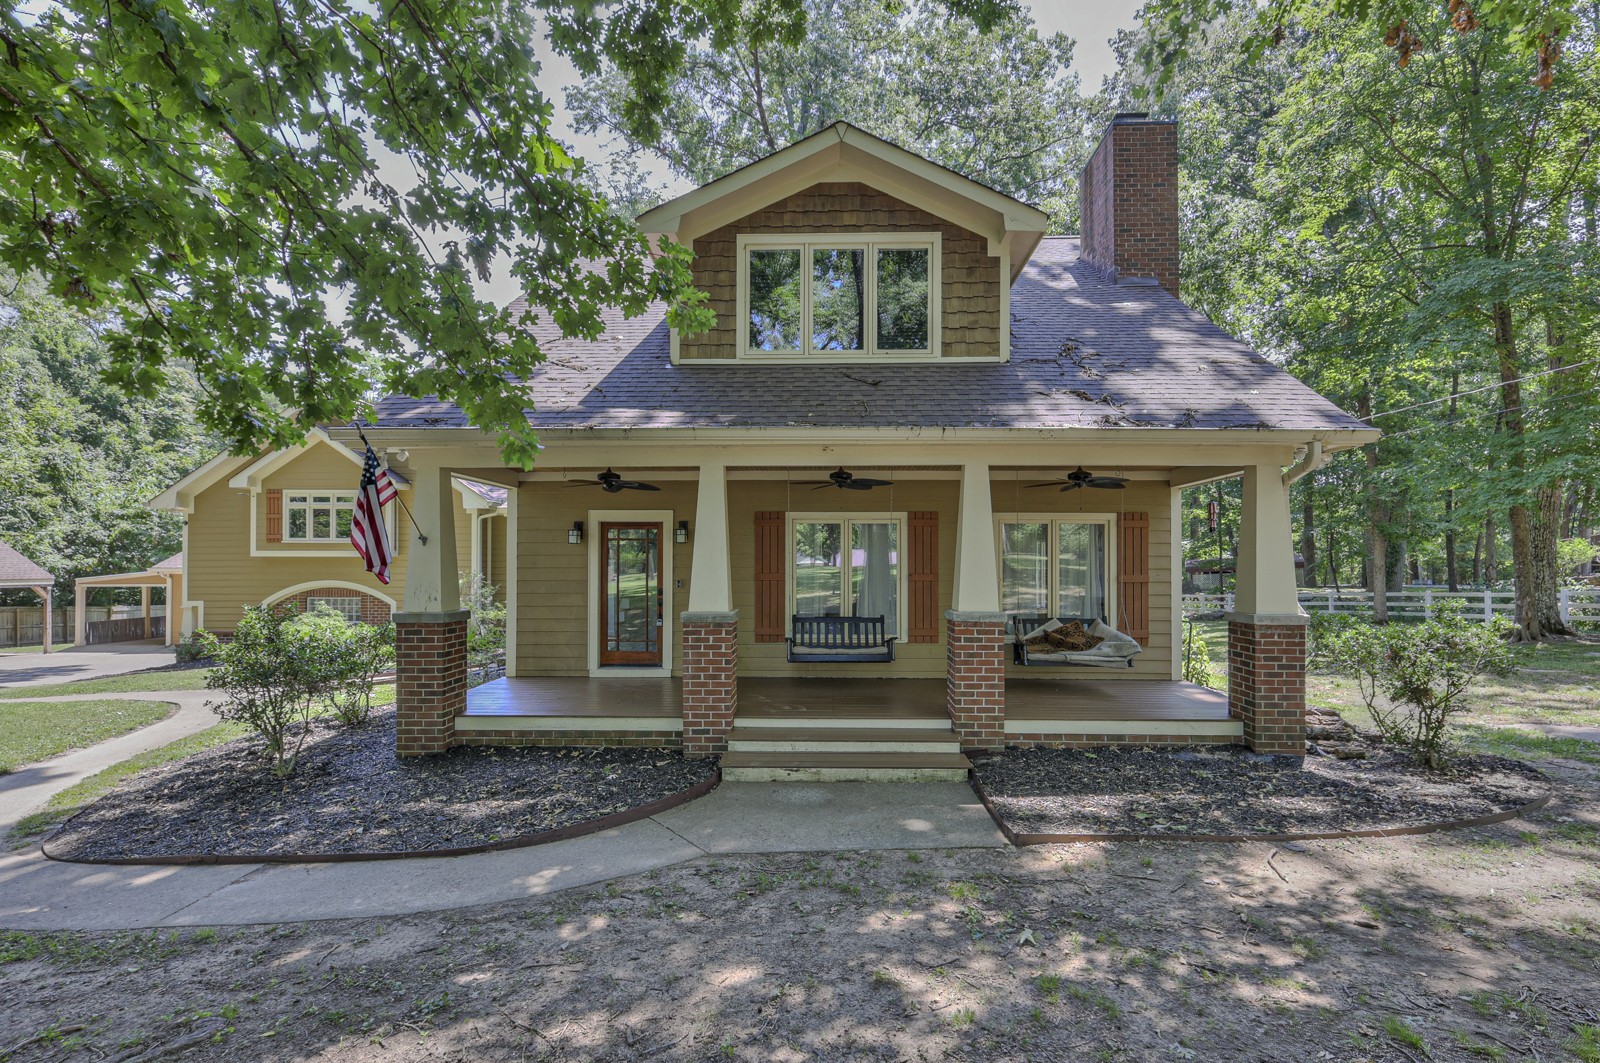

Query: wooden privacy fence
<box><xmin>0</xmin><ymin>605</ymin><xmax>166</xmax><ymax>648</ymax></box>
<box><xmin>1183</xmin><ymin>588</ymin><xmax>1600</xmax><ymax>625</ymax></box>
<box><xmin>83</xmin><ymin>615</ymin><xmax>167</xmax><ymax>645</ymax></box>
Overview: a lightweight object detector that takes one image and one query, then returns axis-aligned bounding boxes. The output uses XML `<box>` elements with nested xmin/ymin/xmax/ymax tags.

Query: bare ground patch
<box><xmin>3</xmin><ymin>768</ymin><xmax>1599</xmax><ymax>1062</ymax></box>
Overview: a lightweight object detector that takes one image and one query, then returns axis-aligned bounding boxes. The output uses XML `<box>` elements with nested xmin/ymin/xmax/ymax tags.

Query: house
<box><xmin>0</xmin><ymin>541</ymin><xmax>55</xmax><ymax>653</ymax></box>
<box><xmin>345</xmin><ymin>116</ymin><xmax>1373</xmax><ymax>778</ymax></box>
<box><xmin>148</xmin><ymin>427</ymin><xmax>506</xmax><ymax>637</ymax></box>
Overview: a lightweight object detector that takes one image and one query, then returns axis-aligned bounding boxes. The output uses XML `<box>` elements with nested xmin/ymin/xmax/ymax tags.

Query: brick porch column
<box><xmin>395</xmin><ymin>609</ymin><xmax>469</xmax><ymax>757</ymax></box>
<box><xmin>1227</xmin><ymin>616</ymin><xmax>1307</xmax><ymax>755</ymax></box>
<box><xmin>946</xmin><ymin>610</ymin><xmax>1006</xmax><ymax>751</ymax></box>
<box><xmin>681</xmin><ymin>611</ymin><xmax>737</xmax><ymax>757</ymax></box>
<box><xmin>1230</xmin><ymin>462</ymin><xmax>1309</xmax><ymax>756</ymax></box>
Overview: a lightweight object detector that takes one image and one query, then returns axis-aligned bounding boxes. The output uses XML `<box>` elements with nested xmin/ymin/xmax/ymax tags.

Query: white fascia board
<box><xmin>147</xmin><ymin>453</ymin><xmax>255</xmax><ymax>513</ymax></box>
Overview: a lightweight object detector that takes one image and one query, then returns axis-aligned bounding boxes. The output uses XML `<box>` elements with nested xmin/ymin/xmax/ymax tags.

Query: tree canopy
<box><xmin>567</xmin><ymin>0</ymin><xmax>1095</xmax><ymax>230</ymax></box>
<box><xmin>0</xmin><ymin>0</ymin><xmax>1016</xmax><ymax>467</ymax></box>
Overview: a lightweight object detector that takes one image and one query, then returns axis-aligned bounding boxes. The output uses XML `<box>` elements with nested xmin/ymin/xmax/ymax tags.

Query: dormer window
<box><xmin>738</xmin><ymin>233</ymin><xmax>941</xmax><ymax>359</ymax></box>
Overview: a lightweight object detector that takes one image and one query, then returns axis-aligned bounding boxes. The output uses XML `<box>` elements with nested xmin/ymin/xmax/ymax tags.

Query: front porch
<box><xmin>456</xmin><ymin>675</ymin><xmax>1242</xmax><ymax>748</ymax></box>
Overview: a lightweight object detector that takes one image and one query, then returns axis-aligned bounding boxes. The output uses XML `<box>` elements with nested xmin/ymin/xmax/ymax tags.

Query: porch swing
<box><xmin>1006</xmin><ymin>467</ymin><xmax>1144</xmax><ymax>670</ymax></box>
<box><xmin>784</xmin><ymin>469</ymin><xmax>899</xmax><ymax>664</ymax></box>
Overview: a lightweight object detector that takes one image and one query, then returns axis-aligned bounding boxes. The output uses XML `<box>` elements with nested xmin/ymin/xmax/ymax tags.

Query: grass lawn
<box><xmin>0</xmin><ymin>668</ymin><xmax>213</xmax><ymax>701</ymax></box>
<box><xmin>9</xmin><ymin>721</ymin><xmax>250</xmax><ymax>842</ymax></box>
<box><xmin>0</xmin><ymin>642</ymin><xmax>76</xmax><ymax>654</ymax></box>
<box><xmin>0</xmin><ymin>699</ymin><xmax>174</xmax><ymax>774</ymax></box>
<box><xmin>1189</xmin><ymin>617</ymin><xmax>1600</xmax><ymax>759</ymax></box>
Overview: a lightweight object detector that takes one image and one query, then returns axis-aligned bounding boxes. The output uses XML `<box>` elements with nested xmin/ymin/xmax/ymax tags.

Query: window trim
<box><xmin>993</xmin><ymin>513</ymin><xmax>1118</xmax><ymax>637</ymax></box>
<box><xmin>736</xmin><ymin>232</ymin><xmax>942</xmax><ymax>361</ymax></box>
<box><xmin>282</xmin><ymin>489</ymin><xmax>358</xmax><ymax>543</ymax></box>
<box><xmin>787</xmin><ymin>512</ymin><xmax>909</xmax><ymax>639</ymax></box>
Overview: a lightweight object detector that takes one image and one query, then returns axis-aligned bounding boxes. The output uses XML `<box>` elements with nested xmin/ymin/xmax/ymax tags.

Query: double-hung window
<box><xmin>284</xmin><ymin>491</ymin><xmax>356</xmax><ymax>542</ymax></box>
<box><xmin>790</xmin><ymin>516</ymin><xmax>905</xmax><ymax>637</ymax></box>
<box><xmin>998</xmin><ymin>516</ymin><xmax>1116</xmax><ymax>628</ymax></box>
<box><xmin>741</xmin><ymin>234</ymin><xmax>940</xmax><ymax>358</ymax></box>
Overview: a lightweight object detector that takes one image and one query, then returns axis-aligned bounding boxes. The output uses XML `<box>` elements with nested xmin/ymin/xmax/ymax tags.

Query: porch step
<box><xmin>721</xmin><ymin>751</ymin><xmax>972</xmax><ymax>783</ymax></box>
<box><xmin>726</xmin><ymin>727</ymin><xmax>960</xmax><ymax>755</ymax></box>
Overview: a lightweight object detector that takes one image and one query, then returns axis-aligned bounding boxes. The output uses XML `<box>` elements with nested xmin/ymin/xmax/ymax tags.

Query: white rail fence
<box><xmin>1183</xmin><ymin>588</ymin><xmax>1600</xmax><ymax>625</ymax></box>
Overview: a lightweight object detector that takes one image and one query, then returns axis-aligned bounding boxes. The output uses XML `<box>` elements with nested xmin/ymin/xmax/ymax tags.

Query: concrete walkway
<box><xmin>0</xmin><ymin>642</ymin><xmax>176</xmax><ymax>687</ymax></box>
<box><xmin>0</xmin><ymin>781</ymin><xmax>1006</xmax><ymax>931</ymax></box>
<box><xmin>0</xmin><ymin>692</ymin><xmax>217</xmax><ymax>836</ymax></box>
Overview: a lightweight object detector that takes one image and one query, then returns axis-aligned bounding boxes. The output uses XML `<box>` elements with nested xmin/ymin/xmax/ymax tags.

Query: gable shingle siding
<box><xmin>684</xmin><ymin>182</ymin><xmax>1000</xmax><ymax>361</ymax></box>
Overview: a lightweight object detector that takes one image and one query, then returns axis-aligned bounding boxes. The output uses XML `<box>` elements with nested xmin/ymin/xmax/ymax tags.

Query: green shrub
<box><xmin>175</xmin><ymin>628</ymin><xmax>221</xmax><ymax>664</ymax></box>
<box><xmin>284</xmin><ymin>606</ymin><xmax>394</xmax><ymax>727</ymax></box>
<box><xmin>206</xmin><ymin>605</ymin><xmax>326</xmax><ymax>777</ymax></box>
<box><xmin>1181</xmin><ymin>619</ymin><xmax>1222</xmax><ymax>689</ymax></box>
<box><xmin>461</xmin><ymin>574</ymin><xmax>505</xmax><ymax>685</ymax></box>
<box><xmin>1320</xmin><ymin>604</ymin><xmax>1521</xmax><ymax>769</ymax></box>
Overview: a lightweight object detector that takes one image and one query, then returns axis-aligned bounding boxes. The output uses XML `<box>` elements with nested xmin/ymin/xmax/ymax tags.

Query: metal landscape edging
<box><xmin>967</xmin><ymin>772</ymin><xmax>1553</xmax><ymax>846</ymax></box>
<box><xmin>41</xmin><ymin>771</ymin><xmax>721</xmax><ymax>867</ymax></box>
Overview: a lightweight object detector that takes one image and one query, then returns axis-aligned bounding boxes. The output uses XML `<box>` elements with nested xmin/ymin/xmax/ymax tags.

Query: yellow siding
<box><xmin>184</xmin><ymin>441</ymin><xmax>474</xmax><ymax>632</ymax></box>
<box><xmin>487</xmin><ymin>514</ymin><xmax>507</xmax><ymax>600</ymax></box>
<box><xmin>514</xmin><ymin>482</ymin><xmax>695</xmax><ymax>676</ymax></box>
<box><xmin>509</xmin><ymin>475</ymin><xmax>1176</xmax><ymax>682</ymax></box>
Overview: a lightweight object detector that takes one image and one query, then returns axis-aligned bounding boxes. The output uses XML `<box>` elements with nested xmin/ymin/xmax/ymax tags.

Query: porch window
<box><xmin>284</xmin><ymin>491</ymin><xmax>356</xmax><ymax>542</ymax></box>
<box><xmin>306</xmin><ymin>595</ymin><xmax>363</xmax><ymax>622</ymax></box>
<box><xmin>791</xmin><ymin>517</ymin><xmax>904</xmax><ymax>637</ymax></box>
<box><xmin>999</xmin><ymin>517</ymin><xmax>1114</xmax><ymax>624</ymax></box>
<box><xmin>740</xmin><ymin>234</ymin><xmax>939</xmax><ymax>358</ymax></box>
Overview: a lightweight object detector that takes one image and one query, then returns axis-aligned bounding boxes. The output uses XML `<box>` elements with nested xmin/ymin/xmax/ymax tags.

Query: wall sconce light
<box><xmin>568</xmin><ymin>520</ymin><xmax>584</xmax><ymax>545</ymax></box>
<box><xmin>675</xmin><ymin>520</ymin><xmax>690</xmax><ymax>544</ymax></box>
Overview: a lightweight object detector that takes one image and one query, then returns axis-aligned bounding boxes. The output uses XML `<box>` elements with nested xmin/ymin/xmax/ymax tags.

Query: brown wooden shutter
<box><xmin>754</xmin><ymin>511</ymin><xmax>785</xmax><ymax>642</ymax></box>
<box><xmin>907</xmin><ymin>511</ymin><xmax>939</xmax><ymax>643</ymax></box>
<box><xmin>265</xmin><ymin>489</ymin><xmax>284</xmax><ymax>543</ymax></box>
<box><xmin>1117</xmin><ymin>511</ymin><xmax>1150</xmax><ymax>644</ymax></box>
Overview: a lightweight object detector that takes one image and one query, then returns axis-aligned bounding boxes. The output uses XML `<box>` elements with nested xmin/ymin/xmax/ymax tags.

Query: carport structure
<box><xmin>0</xmin><ymin>540</ymin><xmax>56</xmax><ymax>653</ymax></box>
<box><xmin>73</xmin><ymin>552</ymin><xmax>183</xmax><ymax>647</ymax></box>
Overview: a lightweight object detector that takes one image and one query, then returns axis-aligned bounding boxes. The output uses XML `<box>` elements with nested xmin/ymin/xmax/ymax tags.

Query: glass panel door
<box><xmin>600</xmin><ymin>522</ymin><xmax>663</xmax><ymax>666</ymax></box>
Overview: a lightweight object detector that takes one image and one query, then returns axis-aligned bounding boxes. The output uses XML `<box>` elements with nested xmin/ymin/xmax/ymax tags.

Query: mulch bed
<box><xmin>45</xmin><ymin>708</ymin><xmax>715</xmax><ymax>861</ymax></box>
<box><xmin>972</xmin><ymin>740</ymin><xmax>1550</xmax><ymax>839</ymax></box>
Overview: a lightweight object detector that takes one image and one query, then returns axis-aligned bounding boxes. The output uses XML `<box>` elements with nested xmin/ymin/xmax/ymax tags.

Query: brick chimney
<box><xmin>1079</xmin><ymin>113</ymin><xmax>1179</xmax><ymax>297</ymax></box>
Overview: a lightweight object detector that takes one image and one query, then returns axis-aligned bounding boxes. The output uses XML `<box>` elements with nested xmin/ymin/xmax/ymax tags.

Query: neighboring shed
<box><xmin>0</xmin><ymin>541</ymin><xmax>56</xmax><ymax>653</ymax></box>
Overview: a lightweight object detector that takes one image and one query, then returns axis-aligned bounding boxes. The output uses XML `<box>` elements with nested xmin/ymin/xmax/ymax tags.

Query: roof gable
<box><xmin>637</xmin><ymin>122</ymin><xmax>1049</xmax><ymax>281</ymax></box>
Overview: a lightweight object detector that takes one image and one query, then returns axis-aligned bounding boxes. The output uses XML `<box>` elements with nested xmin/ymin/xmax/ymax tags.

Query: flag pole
<box><xmin>354</xmin><ymin>422</ymin><xmax>429</xmax><ymax>546</ymax></box>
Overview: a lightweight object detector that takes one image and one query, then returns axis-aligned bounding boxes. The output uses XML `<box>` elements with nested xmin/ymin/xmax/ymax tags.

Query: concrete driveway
<box><xmin>0</xmin><ymin>641</ymin><xmax>176</xmax><ymax>687</ymax></box>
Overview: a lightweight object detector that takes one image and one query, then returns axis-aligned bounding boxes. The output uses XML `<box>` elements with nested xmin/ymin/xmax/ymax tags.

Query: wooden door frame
<box><xmin>597</xmin><ymin>521</ymin><xmax>665</xmax><ymax>667</ymax></box>
<box><xmin>586</xmin><ymin>508</ymin><xmax>675</xmax><ymax>677</ymax></box>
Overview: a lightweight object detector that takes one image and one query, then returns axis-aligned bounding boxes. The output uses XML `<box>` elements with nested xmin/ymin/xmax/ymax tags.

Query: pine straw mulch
<box><xmin>44</xmin><ymin>708</ymin><xmax>715</xmax><ymax>861</ymax></box>
<box><xmin>972</xmin><ymin>725</ymin><xmax>1550</xmax><ymax>839</ymax></box>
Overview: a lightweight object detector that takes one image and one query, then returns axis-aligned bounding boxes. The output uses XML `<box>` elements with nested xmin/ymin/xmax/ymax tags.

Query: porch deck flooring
<box><xmin>463</xmin><ymin>676</ymin><xmax>682</xmax><ymax>718</ymax></box>
<box><xmin>1006</xmin><ymin>679</ymin><xmax>1231</xmax><ymax>722</ymax></box>
<box><xmin>462</xmin><ymin>676</ymin><xmax>1232</xmax><ymax>725</ymax></box>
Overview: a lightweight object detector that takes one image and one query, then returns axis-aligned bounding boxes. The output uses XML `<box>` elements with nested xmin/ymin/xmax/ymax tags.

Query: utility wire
<box><xmin>1362</xmin><ymin>385</ymin><xmax>1600</xmax><ymax>442</ymax></box>
<box><xmin>1367</xmin><ymin>358</ymin><xmax>1597</xmax><ymax>419</ymax></box>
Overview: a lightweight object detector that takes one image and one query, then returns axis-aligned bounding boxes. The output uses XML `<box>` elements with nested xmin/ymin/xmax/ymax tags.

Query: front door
<box><xmin>599</xmin><ymin>522</ymin><xmax>664</xmax><ymax>666</ymax></box>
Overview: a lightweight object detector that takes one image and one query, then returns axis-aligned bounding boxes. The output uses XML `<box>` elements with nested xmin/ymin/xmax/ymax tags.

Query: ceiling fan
<box><xmin>566</xmin><ymin>468</ymin><xmax>661</xmax><ymax>493</ymax></box>
<box><xmin>1026</xmin><ymin>466</ymin><xmax>1128</xmax><ymax>492</ymax></box>
<box><xmin>795</xmin><ymin>467</ymin><xmax>895</xmax><ymax>492</ymax></box>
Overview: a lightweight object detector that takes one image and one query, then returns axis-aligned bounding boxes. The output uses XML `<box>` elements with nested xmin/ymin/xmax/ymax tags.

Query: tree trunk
<box><xmin>1390</xmin><ymin>542</ymin><xmax>1409</xmax><ymax>595</ymax></box>
<box><xmin>1301</xmin><ymin>492</ymin><xmax>1318</xmax><ymax>588</ymax></box>
<box><xmin>1445</xmin><ymin>371</ymin><xmax>1460</xmax><ymax>591</ymax></box>
<box><xmin>1358</xmin><ymin>393</ymin><xmax>1387</xmax><ymax>622</ymax></box>
<box><xmin>1471</xmin><ymin>525</ymin><xmax>1483</xmax><ymax>586</ymax></box>
<box><xmin>1493</xmin><ymin>299</ymin><xmax>1559</xmax><ymax>641</ymax></box>
<box><xmin>1485</xmin><ymin>514</ymin><xmax>1498</xmax><ymax>584</ymax></box>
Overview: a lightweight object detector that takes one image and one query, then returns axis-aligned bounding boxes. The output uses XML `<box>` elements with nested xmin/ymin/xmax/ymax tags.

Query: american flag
<box><xmin>351</xmin><ymin>445</ymin><xmax>397</xmax><ymax>584</ymax></box>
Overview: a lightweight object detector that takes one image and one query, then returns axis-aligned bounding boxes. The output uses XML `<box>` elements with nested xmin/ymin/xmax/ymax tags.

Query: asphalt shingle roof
<box><xmin>0</xmin><ymin>541</ymin><xmax>53</xmax><ymax>587</ymax></box>
<box><xmin>372</xmin><ymin>237</ymin><xmax>1367</xmax><ymax>434</ymax></box>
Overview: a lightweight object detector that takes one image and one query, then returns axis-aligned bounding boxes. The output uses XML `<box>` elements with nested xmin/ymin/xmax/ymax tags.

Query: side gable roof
<box><xmin>637</xmin><ymin>122</ymin><xmax>1051</xmax><ymax>281</ymax></box>
<box><xmin>0</xmin><ymin>540</ymin><xmax>53</xmax><ymax>588</ymax></box>
<box><xmin>372</xmin><ymin>237</ymin><xmax>1373</xmax><ymax>437</ymax></box>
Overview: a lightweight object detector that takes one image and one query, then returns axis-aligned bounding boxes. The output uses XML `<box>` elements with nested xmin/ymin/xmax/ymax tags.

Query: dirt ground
<box><xmin>4</xmin><ymin>758</ymin><xmax>1598</xmax><ymax>1063</ymax></box>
